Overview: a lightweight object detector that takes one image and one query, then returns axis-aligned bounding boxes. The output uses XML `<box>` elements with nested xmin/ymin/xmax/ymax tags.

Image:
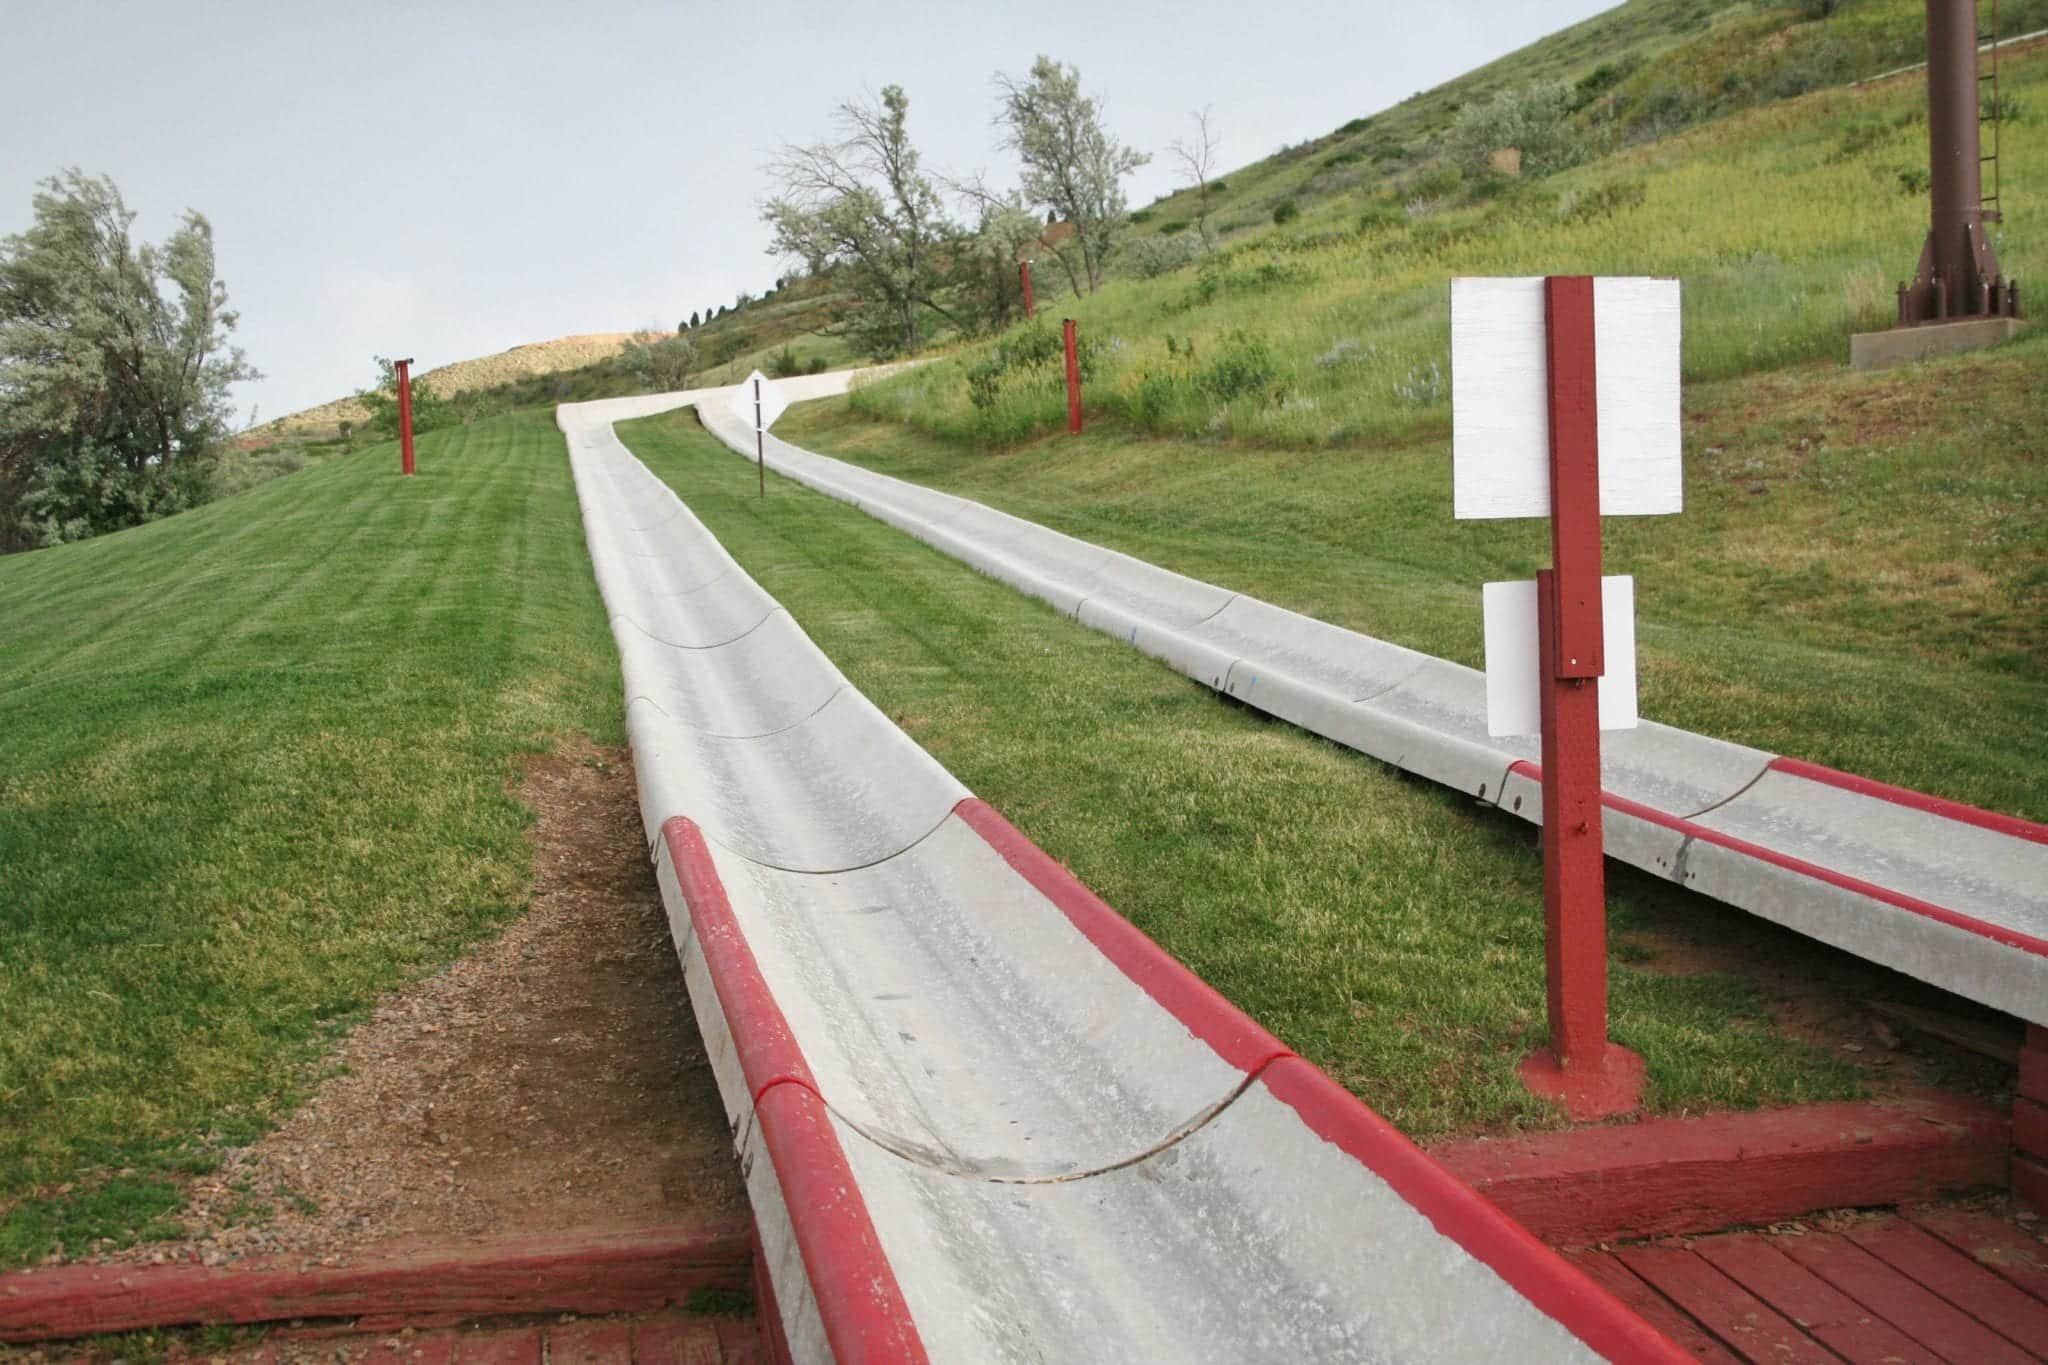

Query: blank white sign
<box><xmin>726</xmin><ymin>370</ymin><xmax>791</xmax><ymax>433</ymax></box>
<box><xmin>1451</xmin><ymin>277</ymin><xmax>1682</xmax><ymax>520</ymax></box>
<box><xmin>1482</xmin><ymin>575</ymin><xmax>1638</xmax><ymax>738</ymax></box>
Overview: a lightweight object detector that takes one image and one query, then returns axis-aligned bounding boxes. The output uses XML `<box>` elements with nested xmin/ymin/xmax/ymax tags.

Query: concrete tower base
<box><xmin>1851</xmin><ymin>316</ymin><xmax>2022</xmax><ymax>371</ymax></box>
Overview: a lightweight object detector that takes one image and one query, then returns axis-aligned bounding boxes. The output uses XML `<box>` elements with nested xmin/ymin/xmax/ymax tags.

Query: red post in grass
<box><xmin>395</xmin><ymin>356</ymin><xmax>416</xmax><ymax>476</ymax></box>
<box><xmin>1019</xmin><ymin>259</ymin><xmax>1035</xmax><ymax>319</ymax></box>
<box><xmin>1518</xmin><ymin>275</ymin><xmax>1644</xmax><ymax>1121</ymax></box>
<box><xmin>1062</xmin><ymin>317</ymin><xmax>1082</xmax><ymax>434</ymax></box>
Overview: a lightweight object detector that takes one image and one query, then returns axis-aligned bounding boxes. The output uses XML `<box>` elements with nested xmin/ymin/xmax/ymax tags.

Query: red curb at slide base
<box><xmin>0</xmin><ymin>1225</ymin><xmax>751</xmax><ymax>1345</ymax></box>
<box><xmin>1431</xmin><ymin>1093</ymin><xmax>2011</xmax><ymax>1246</ymax></box>
<box><xmin>1768</xmin><ymin>755</ymin><xmax>2048</xmax><ymax>847</ymax></box>
<box><xmin>660</xmin><ymin>817</ymin><xmax>930</xmax><ymax>1365</ymax></box>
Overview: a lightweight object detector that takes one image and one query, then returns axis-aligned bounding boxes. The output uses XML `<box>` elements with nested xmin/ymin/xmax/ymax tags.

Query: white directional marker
<box><xmin>727</xmin><ymin>369</ymin><xmax>790</xmax><ymax>433</ymax></box>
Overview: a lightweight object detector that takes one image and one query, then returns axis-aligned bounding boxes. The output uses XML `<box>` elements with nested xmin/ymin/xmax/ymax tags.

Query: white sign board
<box><xmin>1451</xmin><ymin>277</ymin><xmax>1683</xmax><ymax>520</ymax></box>
<box><xmin>726</xmin><ymin>370</ymin><xmax>790</xmax><ymax>433</ymax></box>
<box><xmin>1482</xmin><ymin>576</ymin><xmax>1638</xmax><ymax>738</ymax></box>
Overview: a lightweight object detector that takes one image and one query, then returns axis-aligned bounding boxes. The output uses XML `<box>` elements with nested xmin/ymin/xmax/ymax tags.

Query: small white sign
<box><xmin>726</xmin><ymin>370</ymin><xmax>790</xmax><ymax>433</ymax></box>
<box><xmin>1451</xmin><ymin>277</ymin><xmax>1683</xmax><ymax>521</ymax></box>
<box><xmin>1482</xmin><ymin>575</ymin><xmax>1639</xmax><ymax>738</ymax></box>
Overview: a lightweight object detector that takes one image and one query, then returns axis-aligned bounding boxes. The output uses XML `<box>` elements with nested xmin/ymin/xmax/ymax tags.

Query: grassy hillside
<box><xmin>1130</xmin><ymin>0</ymin><xmax>2048</xmax><ymax>244</ymax></box>
<box><xmin>261</xmin><ymin>333</ymin><xmax>645</xmax><ymax>434</ymax></box>
<box><xmin>850</xmin><ymin>36</ymin><xmax>2046</xmax><ymax>449</ymax></box>
<box><xmin>0</xmin><ymin>414</ymin><xmax>619</xmax><ymax>1264</ymax></box>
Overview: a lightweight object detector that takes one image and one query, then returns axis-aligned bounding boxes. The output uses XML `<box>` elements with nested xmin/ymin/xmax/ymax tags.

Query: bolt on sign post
<box><xmin>1019</xmin><ymin>259</ymin><xmax>1036</xmax><ymax>319</ymax></box>
<box><xmin>394</xmin><ymin>357</ymin><xmax>416</xmax><ymax>477</ymax></box>
<box><xmin>1453</xmin><ymin>274</ymin><xmax>1682</xmax><ymax>1120</ymax></box>
<box><xmin>725</xmin><ymin>370</ymin><xmax>791</xmax><ymax>498</ymax></box>
<box><xmin>1062</xmin><ymin>318</ymin><xmax>1083</xmax><ymax>435</ymax></box>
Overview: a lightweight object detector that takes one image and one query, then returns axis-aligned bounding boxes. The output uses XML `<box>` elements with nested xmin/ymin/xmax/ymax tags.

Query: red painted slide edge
<box><xmin>957</xmin><ymin>798</ymin><xmax>1690</xmax><ymax>1363</ymax></box>
<box><xmin>659</xmin><ymin>817</ymin><xmax>930</xmax><ymax>1365</ymax></box>
<box><xmin>1767</xmin><ymin>755</ymin><xmax>2048</xmax><ymax>847</ymax></box>
<box><xmin>1261</xmin><ymin>1058</ymin><xmax>1693</xmax><ymax>1365</ymax></box>
<box><xmin>1509</xmin><ymin>762</ymin><xmax>2048</xmax><ymax>961</ymax></box>
<box><xmin>953</xmin><ymin>797</ymin><xmax>1295</xmax><ymax>1076</ymax></box>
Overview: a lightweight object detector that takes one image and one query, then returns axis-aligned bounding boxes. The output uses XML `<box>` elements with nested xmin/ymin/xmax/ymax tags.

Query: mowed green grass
<box><xmin>0</xmin><ymin>412</ymin><xmax>619</xmax><ymax>1264</ymax></box>
<box><xmin>618</xmin><ymin>411</ymin><xmax>1862</xmax><ymax>1143</ymax></box>
<box><xmin>782</xmin><ymin>332</ymin><xmax>2048</xmax><ymax>822</ymax></box>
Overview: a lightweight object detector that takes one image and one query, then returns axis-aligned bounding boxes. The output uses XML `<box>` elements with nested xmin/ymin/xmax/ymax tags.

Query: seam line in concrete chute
<box><xmin>610</xmin><ymin>605</ymin><xmax>783</xmax><ymax>651</ymax></box>
<box><xmin>620</xmin><ymin>504</ymin><xmax>688</xmax><ymax>534</ymax></box>
<box><xmin>807</xmin><ymin>1052</ymin><xmax>1298</xmax><ymax>1186</ymax></box>
<box><xmin>1187</xmin><ymin>593</ymin><xmax>1240</xmax><ymax>629</ymax></box>
<box><xmin>1673</xmin><ymin>758</ymin><xmax>1778</xmax><ymax>822</ymax></box>
<box><xmin>699</xmin><ymin>804</ymin><xmax>964</xmax><ymax>879</ymax></box>
<box><xmin>624</xmin><ymin>684</ymin><xmax>852</xmax><ymax>742</ymax></box>
<box><xmin>1347</xmin><ymin>659</ymin><xmax>1437</xmax><ymax>705</ymax></box>
<box><xmin>613</xmin><ymin>565</ymin><xmax>737</xmax><ymax>601</ymax></box>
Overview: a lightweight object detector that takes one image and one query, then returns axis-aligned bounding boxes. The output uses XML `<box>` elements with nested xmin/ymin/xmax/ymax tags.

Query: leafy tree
<box><xmin>619</xmin><ymin>329</ymin><xmax>696</xmax><ymax>392</ymax></box>
<box><xmin>995</xmin><ymin>57</ymin><xmax>1150</xmax><ymax>293</ymax></box>
<box><xmin>0</xmin><ymin>170</ymin><xmax>257</xmax><ymax>550</ymax></box>
<box><xmin>688</xmin><ymin>310</ymin><xmax>700</xmax><ymax>329</ymax></box>
<box><xmin>763</xmin><ymin>84</ymin><xmax>963</xmax><ymax>357</ymax></box>
<box><xmin>947</xmin><ymin>177</ymin><xmax>1049</xmax><ymax>332</ymax></box>
<box><xmin>357</xmin><ymin>356</ymin><xmax>459</xmax><ymax>440</ymax></box>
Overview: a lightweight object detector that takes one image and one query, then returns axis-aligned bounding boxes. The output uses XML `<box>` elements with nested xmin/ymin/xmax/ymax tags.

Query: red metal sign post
<box><xmin>1519</xmin><ymin>276</ymin><xmax>1644</xmax><ymax>1120</ymax></box>
<box><xmin>1019</xmin><ymin>260</ymin><xmax>1036</xmax><ymax>319</ymax></box>
<box><xmin>395</xmin><ymin>357</ymin><xmax>416</xmax><ymax>477</ymax></box>
<box><xmin>1062</xmin><ymin>318</ymin><xmax>1083</xmax><ymax>435</ymax></box>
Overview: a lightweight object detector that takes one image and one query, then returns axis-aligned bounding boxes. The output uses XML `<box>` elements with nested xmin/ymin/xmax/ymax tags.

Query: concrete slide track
<box><xmin>559</xmin><ymin>390</ymin><xmax>1688</xmax><ymax>1363</ymax></box>
<box><xmin>679</xmin><ymin>374</ymin><xmax>2048</xmax><ymax>1030</ymax></box>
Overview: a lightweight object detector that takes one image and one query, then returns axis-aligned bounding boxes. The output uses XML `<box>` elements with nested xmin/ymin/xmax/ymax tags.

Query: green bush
<box><xmin>1448</xmin><ymin>82</ymin><xmax>1591</xmax><ymax>178</ymax></box>
<box><xmin>1272</xmin><ymin>199</ymin><xmax>1301</xmax><ymax>225</ymax></box>
<box><xmin>1131</xmin><ymin>208</ymin><xmax>1156</xmax><ymax>224</ymax></box>
<box><xmin>1201</xmin><ymin>330</ymin><xmax>1278</xmax><ymax>401</ymax></box>
<box><xmin>1158</xmin><ymin>218</ymin><xmax>1193</xmax><ymax>236</ymax></box>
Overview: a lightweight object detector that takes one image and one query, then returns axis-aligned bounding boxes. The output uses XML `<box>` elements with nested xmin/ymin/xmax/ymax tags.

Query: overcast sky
<box><xmin>1</xmin><ymin>1</ymin><xmax>1611</xmax><ymax>422</ymax></box>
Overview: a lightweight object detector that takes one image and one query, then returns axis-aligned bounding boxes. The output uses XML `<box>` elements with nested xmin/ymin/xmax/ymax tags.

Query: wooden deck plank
<box><xmin>1846</xmin><ymin>1218</ymin><xmax>2048</xmax><ymax>1356</ymax></box>
<box><xmin>450</xmin><ymin>1327</ymin><xmax>544</xmax><ymax>1365</ymax></box>
<box><xmin>1910</xmin><ymin>1208</ymin><xmax>2048</xmax><ymax>1305</ymax></box>
<box><xmin>1773</xmin><ymin>1231</ymin><xmax>2037</xmax><ymax>1365</ymax></box>
<box><xmin>547</xmin><ymin>1320</ymin><xmax>635</xmax><ymax>1364</ymax></box>
<box><xmin>1613</xmin><ymin>1244</ymin><xmax>1842</xmax><ymax>1365</ymax></box>
<box><xmin>1566</xmin><ymin>1250</ymin><xmax>1748</xmax><ymax>1365</ymax></box>
<box><xmin>1693</xmin><ymin>1233</ymin><xmax>1943</xmax><ymax>1364</ymax></box>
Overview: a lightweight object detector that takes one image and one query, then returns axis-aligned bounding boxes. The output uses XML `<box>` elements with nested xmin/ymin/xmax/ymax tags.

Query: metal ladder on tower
<box><xmin>1981</xmin><ymin>0</ymin><xmax>2003</xmax><ymax>222</ymax></box>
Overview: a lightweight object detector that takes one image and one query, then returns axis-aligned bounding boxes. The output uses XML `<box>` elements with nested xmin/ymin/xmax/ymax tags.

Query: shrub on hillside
<box><xmin>1272</xmin><ymin>199</ymin><xmax>1301</xmax><ymax>225</ymax></box>
<box><xmin>1450</xmin><ymin>82</ymin><xmax>1591</xmax><ymax>178</ymax></box>
<box><xmin>1126</xmin><ymin>233</ymin><xmax>1204</xmax><ymax>278</ymax></box>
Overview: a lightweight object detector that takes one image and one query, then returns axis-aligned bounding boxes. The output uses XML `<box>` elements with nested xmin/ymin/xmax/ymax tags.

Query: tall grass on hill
<box><xmin>855</xmin><ymin>43</ymin><xmax>2044</xmax><ymax>450</ymax></box>
<box><xmin>0</xmin><ymin>413</ymin><xmax>618</xmax><ymax>1265</ymax></box>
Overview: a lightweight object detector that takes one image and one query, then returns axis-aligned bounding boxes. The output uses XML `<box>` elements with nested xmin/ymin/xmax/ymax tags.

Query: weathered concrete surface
<box><xmin>1850</xmin><ymin>316</ymin><xmax>2023</xmax><ymax>370</ymax></box>
<box><xmin>560</xmin><ymin>389</ymin><xmax>1686</xmax><ymax>1363</ymax></box>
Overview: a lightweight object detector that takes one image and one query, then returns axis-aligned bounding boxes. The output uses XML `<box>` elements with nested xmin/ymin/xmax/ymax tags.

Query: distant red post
<box><xmin>395</xmin><ymin>357</ymin><xmax>416</xmax><ymax>477</ymax></box>
<box><xmin>1019</xmin><ymin>260</ymin><xmax>1036</xmax><ymax>319</ymax></box>
<box><xmin>1062</xmin><ymin>317</ymin><xmax>1082</xmax><ymax>434</ymax></box>
<box><xmin>1518</xmin><ymin>275</ymin><xmax>1644</xmax><ymax>1121</ymax></box>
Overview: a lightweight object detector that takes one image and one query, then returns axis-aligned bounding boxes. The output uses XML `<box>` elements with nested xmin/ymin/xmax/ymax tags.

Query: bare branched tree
<box><xmin>1169</xmin><ymin>105</ymin><xmax>1222</xmax><ymax>247</ymax></box>
<box><xmin>761</xmin><ymin>85</ymin><xmax>961</xmax><ymax>358</ymax></box>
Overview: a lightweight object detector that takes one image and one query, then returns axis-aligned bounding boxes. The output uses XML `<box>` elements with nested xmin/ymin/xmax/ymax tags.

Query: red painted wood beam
<box><xmin>1431</xmin><ymin>1094</ymin><xmax>2009</xmax><ymax>1246</ymax></box>
<box><xmin>0</xmin><ymin>1224</ymin><xmax>750</xmax><ymax>1344</ymax></box>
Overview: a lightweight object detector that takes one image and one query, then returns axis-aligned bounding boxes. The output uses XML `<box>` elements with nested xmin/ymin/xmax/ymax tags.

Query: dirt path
<box><xmin>107</xmin><ymin>742</ymin><xmax>745</xmax><ymax>1266</ymax></box>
